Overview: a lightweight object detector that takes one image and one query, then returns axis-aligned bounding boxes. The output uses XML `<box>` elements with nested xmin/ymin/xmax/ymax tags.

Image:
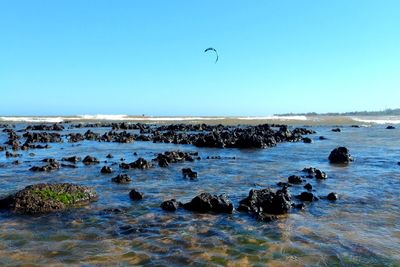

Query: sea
<box><xmin>0</xmin><ymin>115</ymin><xmax>399</xmax><ymax>266</ymax></box>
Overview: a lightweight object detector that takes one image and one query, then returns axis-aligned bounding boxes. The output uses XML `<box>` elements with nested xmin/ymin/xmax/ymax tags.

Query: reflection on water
<box><xmin>0</xmin><ymin>124</ymin><xmax>399</xmax><ymax>265</ymax></box>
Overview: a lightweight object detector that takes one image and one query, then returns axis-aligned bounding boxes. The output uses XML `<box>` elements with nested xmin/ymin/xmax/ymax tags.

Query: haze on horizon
<box><xmin>1</xmin><ymin>1</ymin><xmax>399</xmax><ymax>116</ymax></box>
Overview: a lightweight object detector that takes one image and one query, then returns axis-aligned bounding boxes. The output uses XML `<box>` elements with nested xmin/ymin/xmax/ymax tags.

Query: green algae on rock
<box><xmin>0</xmin><ymin>183</ymin><xmax>98</xmax><ymax>214</ymax></box>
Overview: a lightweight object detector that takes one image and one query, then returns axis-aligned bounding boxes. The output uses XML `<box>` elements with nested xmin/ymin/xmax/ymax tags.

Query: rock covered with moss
<box><xmin>0</xmin><ymin>183</ymin><xmax>98</xmax><ymax>214</ymax></box>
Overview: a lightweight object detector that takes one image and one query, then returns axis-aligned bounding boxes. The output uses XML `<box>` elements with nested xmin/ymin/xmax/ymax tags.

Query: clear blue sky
<box><xmin>1</xmin><ymin>0</ymin><xmax>399</xmax><ymax>116</ymax></box>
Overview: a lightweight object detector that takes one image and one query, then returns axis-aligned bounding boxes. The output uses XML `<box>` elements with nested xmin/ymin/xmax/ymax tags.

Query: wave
<box><xmin>237</xmin><ymin>116</ymin><xmax>308</xmax><ymax>121</ymax></box>
<box><xmin>0</xmin><ymin>117</ymin><xmax>65</xmax><ymax>123</ymax></box>
<box><xmin>352</xmin><ymin>116</ymin><xmax>400</xmax><ymax>125</ymax></box>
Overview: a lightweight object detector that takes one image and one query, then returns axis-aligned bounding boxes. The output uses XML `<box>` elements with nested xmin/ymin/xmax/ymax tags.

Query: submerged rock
<box><xmin>288</xmin><ymin>175</ymin><xmax>303</xmax><ymax>184</ymax></box>
<box><xmin>238</xmin><ymin>188</ymin><xmax>292</xmax><ymax>215</ymax></box>
<box><xmin>327</xmin><ymin>192</ymin><xmax>338</xmax><ymax>201</ymax></box>
<box><xmin>328</xmin><ymin>147</ymin><xmax>353</xmax><ymax>164</ymax></box>
<box><xmin>0</xmin><ymin>183</ymin><xmax>98</xmax><ymax>214</ymax></box>
<box><xmin>129</xmin><ymin>189</ymin><xmax>143</xmax><ymax>200</ymax></box>
<box><xmin>182</xmin><ymin>168</ymin><xmax>198</xmax><ymax>180</ymax></box>
<box><xmin>101</xmin><ymin>166</ymin><xmax>113</xmax><ymax>174</ymax></box>
<box><xmin>82</xmin><ymin>155</ymin><xmax>100</xmax><ymax>165</ymax></box>
<box><xmin>120</xmin><ymin>158</ymin><xmax>152</xmax><ymax>170</ymax></box>
<box><xmin>386</xmin><ymin>125</ymin><xmax>395</xmax><ymax>129</ymax></box>
<box><xmin>112</xmin><ymin>174</ymin><xmax>132</xmax><ymax>184</ymax></box>
<box><xmin>183</xmin><ymin>193</ymin><xmax>233</xmax><ymax>213</ymax></box>
<box><xmin>61</xmin><ymin>156</ymin><xmax>81</xmax><ymax>163</ymax></box>
<box><xmin>160</xmin><ymin>199</ymin><xmax>182</xmax><ymax>212</ymax></box>
<box><xmin>297</xmin><ymin>191</ymin><xmax>318</xmax><ymax>202</ymax></box>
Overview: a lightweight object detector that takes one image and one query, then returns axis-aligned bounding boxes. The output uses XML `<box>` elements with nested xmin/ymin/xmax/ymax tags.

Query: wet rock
<box><xmin>30</xmin><ymin>160</ymin><xmax>60</xmax><ymax>172</ymax></box>
<box><xmin>120</xmin><ymin>158</ymin><xmax>152</xmax><ymax>170</ymax></box>
<box><xmin>5</xmin><ymin>151</ymin><xmax>21</xmax><ymax>158</ymax></box>
<box><xmin>129</xmin><ymin>189</ymin><xmax>143</xmax><ymax>200</ymax></box>
<box><xmin>303</xmin><ymin>137</ymin><xmax>312</xmax><ymax>143</ymax></box>
<box><xmin>319</xmin><ymin>136</ymin><xmax>327</xmax><ymax>140</ymax></box>
<box><xmin>315</xmin><ymin>169</ymin><xmax>327</xmax><ymax>179</ymax></box>
<box><xmin>106</xmin><ymin>153</ymin><xmax>114</xmax><ymax>159</ymax></box>
<box><xmin>111</xmin><ymin>174</ymin><xmax>132</xmax><ymax>184</ymax></box>
<box><xmin>161</xmin><ymin>199</ymin><xmax>182</xmax><ymax>212</ymax></box>
<box><xmin>238</xmin><ymin>188</ymin><xmax>292</xmax><ymax>215</ymax></box>
<box><xmin>61</xmin><ymin>156</ymin><xmax>81</xmax><ymax>163</ymax></box>
<box><xmin>277</xmin><ymin>182</ymin><xmax>292</xmax><ymax>188</ymax></box>
<box><xmin>332</xmin><ymin>128</ymin><xmax>341</xmax><ymax>132</ymax></box>
<box><xmin>297</xmin><ymin>191</ymin><xmax>318</xmax><ymax>202</ymax></box>
<box><xmin>82</xmin><ymin>155</ymin><xmax>100</xmax><ymax>165</ymax></box>
<box><xmin>61</xmin><ymin>163</ymin><xmax>77</xmax><ymax>168</ymax></box>
<box><xmin>328</xmin><ymin>147</ymin><xmax>353</xmax><ymax>164</ymax></box>
<box><xmin>288</xmin><ymin>175</ymin><xmax>302</xmax><ymax>184</ymax></box>
<box><xmin>153</xmin><ymin>151</ymin><xmax>198</xmax><ymax>167</ymax></box>
<box><xmin>351</xmin><ymin>125</ymin><xmax>360</xmax><ymax>128</ymax></box>
<box><xmin>327</xmin><ymin>192</ymin><xmax>338</xmax><ymax>201</ymax></box>
<box><xmin>101</xmin><ymin>166</ymin><xmax>113</xmax><ymax>174</ymax></box>
<box><xmin>25</xmin><ymin>124</ymin><xmax>64</xmax><ymax>131</ymax></box>
<box><xmin>386</xmin><ymin>125</ymin><xmax>395</xmax><ymax>129</ymax></box>
<box><xmin>182</xmin><ymin>168</ymin><xmax>198</xmax><ymax>180</ymax></box>
<box><xmin>0</xmin><ymin>183</ymin><xmax>98</xmax><ymax>214</ymax></box>
<box><xmin>12</xmin><ymin>160</ymin><xmax>21</xmax><ymax>165</ymax></box>
<box><xmin>183</xmin><ymin>193</ymin><xmax>233</xmax><ymax>213</ymax></box>
<box><xmin>304</xmin><ymin>183</ymin><xmax>313</xmax><ymax>190</ymax></box>
<box><xmin>293</xmin><ymin>203</ymin><xmax>306</xmax><ymax>210</ymax></box>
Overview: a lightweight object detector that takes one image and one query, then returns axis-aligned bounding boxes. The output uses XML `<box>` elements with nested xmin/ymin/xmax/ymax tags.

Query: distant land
<box><xmin>277</xmin><ymin>108</ymin><xmax>400</xmax><ymax>116</ymax></box>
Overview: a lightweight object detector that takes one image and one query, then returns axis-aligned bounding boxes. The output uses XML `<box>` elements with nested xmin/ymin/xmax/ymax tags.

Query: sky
<box><xmin>0</xmin><ymin>0</ymin><xmax>399</xmax><ymax>116</ymax></box>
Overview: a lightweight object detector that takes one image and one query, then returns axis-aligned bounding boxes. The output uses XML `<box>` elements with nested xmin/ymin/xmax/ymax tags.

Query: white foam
<box><xmin>237</xmin><ymin>116</ymin><xmax>308</xmax><ymax>121</ymax></box>
<box><xmin>352</xmin><ymin>117</ymin><xmax>400</xmax><ymax>125</ymax></box>
<box><xmin>78</xmin><ymin>114</ymin><xmax>129</xmax><ymax>121</ymax></box>
<box><xmin>0</xmin><ymin>117</ymin><xmax>64</xmax><ymax>123</ymax></box>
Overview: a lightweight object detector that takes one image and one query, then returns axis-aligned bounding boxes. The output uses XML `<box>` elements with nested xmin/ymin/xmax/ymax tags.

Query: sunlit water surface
<box><xmin>0</xmin><ymin>124</ymin><xmax>399</xmax><ymax>266</ymax></box>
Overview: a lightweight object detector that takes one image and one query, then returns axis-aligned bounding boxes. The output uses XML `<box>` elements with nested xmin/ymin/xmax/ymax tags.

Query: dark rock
<box><xmin>332</xmin><ymin>128</ymin><xmax>341</xmax><ymax>132</ymax></box>
<box><xmin>238</xmin><ymin>188</ymin><xmax>292</xmax><ymax>215</ymax></box>
<box><xmin>82</xmin><ymin>156</ymin><xmax>100</xmax><ymax>165</ymax></box>
<box><xmin>297</xmin><ymin>192</ymin><xmax>318</xmax><ymax>202</ymax></box>
<box><xmin>0</xmin><ymin>183</ymin><xmax>98</xmax><ymax>214</ymax></box>
<box><xmin>351</xmin><ymin>125</ymin><xmax>360</xmax><ymax>128</ymax></box>
<box><xmin>5</xmin><ymin>151</ymin><xmax>21</xmax><ymax>158</ymax></box>
<box><xmin>288</xmin><ymin>175</ymin><xmax>302</xmax><ymax>184</ymax></box>
<box><xmin>161</xmin><ymin>199</ymin><xmax>182</xmax><ymax>211</ymax></box>
<box><xmin>61</xmin><ymin>163</ymin><xmax>77</xmax><ymax>168</ymax></box>
<box><xmin>182</xmin><ymin>168</ymin><xmax>198</xmax><ymax>180</ymax></box>
<box><xmin>101</xmin><ymin>166</ymin><xmax>113</xmax><ymax>174</ymax></box>
<box><xmin>112</xmin><ymin>174</ymin><xmax>132</xmax><ymax>184</ymax></box>
<box><xmin>303</xmin><ymin>137</ymin><xmax>312</xmax><ymax>143</ymax></box>
<box><xmin>12</xmin><ymin>160</ymin><xmax>21</xmax><ymax>165</ymax></box>
<box><xmin>304</xmin><ymin>183</ymin><xmax>312</xmax><ymax>190</ymax></box>
<box><xmin>328</xmin><ymin>147</ymin><xmax>353</xmax><ymax>164</ymax></box>
<box><xmin>183</xmin><ymin>193</ymin><xmax>233</xmax><ymax>213</ymax></box>
<box><xmin>315</xmin><ymin>169</ymin><xmax>327</xmax><ymax>179</ymax></box>
<box><xmin>120</xmin><ymin>158</ymin><xmax>152</xmax><ymax>170</ymax></box>
<box><xmin>62</xmin><ymin>156</ymin><xmax>81</xmax><ymax>163</ymax></box>
<box><xmin>319</xmin><ymin>136</ymin><xmax>327</xmax><ymax>140</ymax></box>
<box><xmin>386</xmin><ymin>125</ymin><xmax>395</xmax><ymax>129</ymax></box>
<box><xmin>30</xmin><ymin>160</ymin><xmax>60</xmax><ymax>172</ymax></box>
<box><xmin>106</xmin><ymin>153</ymin><xmax>114</xmax><ymax>159</ymax></box>
<box><xmin>294</xmin><ymin>203</ymin><xmax>306</xmax><ymax>210</ymax></box>
<box><xmin>327</xmin><ymin>192</ymin><xmax>338</xmax><ymax>201</ymax></box>
<box><xmin>129</xmin><ymin>189</ymin><xmax>143</xmax><ymax>200</ymax></box>
<box><xmin>277</xmin><ymin>182</ymin><xmax>291</xmax><ymax>188</ymax></box>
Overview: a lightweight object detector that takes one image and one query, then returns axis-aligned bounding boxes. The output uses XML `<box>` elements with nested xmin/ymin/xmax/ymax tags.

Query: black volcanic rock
<box><xmin>288</xmin><ymin>175</ymin><xmax>303</xmax><ymax>184</ymax></box>
<box><xmin>183</xmin><ymin>193</ymin><xmax>233</xmax><ymax>213</ymax></box>
<box><xmin>82</xmin><ymin>155</ymin><xmax>100</xmax><ymax>165</ymax></box>
<box><xmin>328</xmin><ymin>147</ymin><xmax>353</xmax><ymax>164</ymax></box>
<box><xmin>112</xmin><ymin>174</ymin><xmax>132</xmax><ymax>184</ymax></box>
<box><xmin>129</xmin><ymin>189</ymin><xmax>143</xmax><ymax>200</ymax></box>
<box><xmin>161</xmin><ymin>199</ymin><xmax>182</xmax><ymax>212</ymax></box>
<box><xmin>297</xmin><ymin>191</ymin><xmax>318</xmax><ymax>202</ymax></box>
<box><xmin>101</xmin><ymin>166</ymin><xmax>113</xmax><ymax>174</ymax></box>
<box><xmin>327</xmin><ymin>192</ymin><xmax>338</xmax><ymax>201</ymax></box>
<box><xmin>238</xmin><ymin>188</ymin><xmax>292</xmax><ymax>215</ymax></box>
<box><xmin>182</xmin><ymin>168</ymin><xmax>198</xmax><ymax>180</ymax></box>
<box><xmin>120</xmin><ymin>158</ymin><xmax>152</xmax><ymax>170</ymax></box>
<box><xmin>61</xmin><ymin>156</ymin><xmax>81</xmax><ymax>163</ymax></box>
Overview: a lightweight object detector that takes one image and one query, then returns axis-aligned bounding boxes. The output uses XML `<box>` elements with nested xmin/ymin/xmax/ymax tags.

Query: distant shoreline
<box><xmin>276</xmin><ymin>108</ymin><xmax>400</xmax><ymax>116</ymax></box>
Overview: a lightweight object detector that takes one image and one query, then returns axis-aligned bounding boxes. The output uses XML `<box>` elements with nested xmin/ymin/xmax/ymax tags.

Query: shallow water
<box><xmin>0</xmin><ymin>123</ymin><xmax>399</xmax><ymax>266</ymax></box>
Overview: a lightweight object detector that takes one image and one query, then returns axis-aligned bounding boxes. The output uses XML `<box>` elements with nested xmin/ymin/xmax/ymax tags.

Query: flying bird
<box><xmin>204</xmin><ymin>47</ymin><xmax>218</xmax><ymax>63</ymax></box>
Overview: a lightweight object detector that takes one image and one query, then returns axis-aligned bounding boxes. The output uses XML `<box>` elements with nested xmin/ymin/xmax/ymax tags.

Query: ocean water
<box><xmin>0</xmin><ymin>118</ymin><xmax>399</xmax><ymax>266</ymax></box>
